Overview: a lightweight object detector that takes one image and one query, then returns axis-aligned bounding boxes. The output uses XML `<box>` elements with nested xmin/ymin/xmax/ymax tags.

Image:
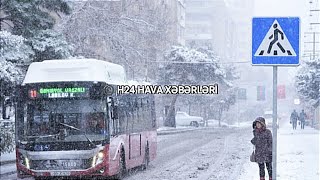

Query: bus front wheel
<box><xmin>115</xmin><ymin>150</ymin><xmax>126</xmax><ymax>179</ymax></box>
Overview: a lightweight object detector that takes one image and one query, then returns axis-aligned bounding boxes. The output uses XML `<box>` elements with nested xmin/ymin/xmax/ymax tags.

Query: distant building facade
<box><xmin>185</xmin><ymin>0</ymin><xmax>236</xmax><ymax>62</ymax></box>
<box><xmin>185</xmin><ymin>0</ymin><xmax>214</xmax><ymax>48</ymax></box>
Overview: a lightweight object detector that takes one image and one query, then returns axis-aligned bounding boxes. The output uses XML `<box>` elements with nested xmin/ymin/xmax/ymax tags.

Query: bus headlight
<box><xmin>25</xmin><ymin>157</ymin><xmax>30</xmax><ymax>169</ymax></box>
<box><xmin>92</xmin><ymin>151</ymin><xmax>104</xmax><ymax>167</ymax></box>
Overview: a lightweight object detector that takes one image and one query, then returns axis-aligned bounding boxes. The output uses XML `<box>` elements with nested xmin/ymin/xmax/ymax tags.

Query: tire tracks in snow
<box><xmin>195</xmin><ymin>133</ymin><xmax>231</xmax><ymax>180</ymax></box>
<box><xmin>198</xmin><ymin>127</ymin><xmax>252</xmax><ymax>180</ymax></box>
<box><xmin>161</xmin><ymin>127</ymin><xmax>251</xmax><ymax>180</ymax></box>
<box><xmin>127</xmin><ymin>127</ymin><xmax>251</xmax><ymax>180</ymax></box>
<box><xmin>126</xmin><ymin>128</ymin><xmax>229</xmax><ymax>180</ymax></box>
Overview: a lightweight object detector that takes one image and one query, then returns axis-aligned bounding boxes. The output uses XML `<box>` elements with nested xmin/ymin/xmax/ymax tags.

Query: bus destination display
<box><xmin>29</xmin><ymin>87</ymin><xmax>90</xmax><ymax>99</ymax></box>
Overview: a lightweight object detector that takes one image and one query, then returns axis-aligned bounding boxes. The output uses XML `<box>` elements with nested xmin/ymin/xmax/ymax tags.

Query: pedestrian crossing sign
<box><xmin>252</xmin><ymin>17</ymin><xmax>300</xmax><ymax>65</ymax></box>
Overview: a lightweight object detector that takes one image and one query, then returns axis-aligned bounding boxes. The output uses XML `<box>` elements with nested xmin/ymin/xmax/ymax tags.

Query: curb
<box><xmin>0</xmin><ymin>162</ymin><xmax>16</xmax><ymax>177</ymax></box>
<box><xmin>157</xmin><ymin>129</ymin><xmax>196</xmax><ymax>135</ymax></box>
<box><xmin>0</xmin><ymin>160</ymin><xmax>16</xmax><ymax>166</ymax></box>
<box><xmin>157</xmin><ymin>126</ymin><xmax>214</xmax><ymax>136</ymax></box>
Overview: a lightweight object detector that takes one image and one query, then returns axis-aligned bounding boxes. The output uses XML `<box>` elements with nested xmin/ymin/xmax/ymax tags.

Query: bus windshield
<box><xmin>21</xmin><ymin>99</ymin><xmax>107</xmax><ymax>142</ymax></box>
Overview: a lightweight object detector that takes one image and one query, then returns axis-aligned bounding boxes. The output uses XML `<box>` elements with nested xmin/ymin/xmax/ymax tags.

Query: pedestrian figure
<box><xmin>290</xmin><ymin>110</ymin><xmax>298</xmax><ymax>130</ymax></box>
<box><xmin>251</xmin><ymin>117</ymin><xmax>273</xmax><ymax>180</ymax></box>
<box><xmin>267</xmin><ymin>23</ymin><xmax>285</xmax><ymax>54</ymax></box>
<box><xmin>299</xmin><ymin>110</ymin><xmax>307</xmax><ymax>129</ymax></box>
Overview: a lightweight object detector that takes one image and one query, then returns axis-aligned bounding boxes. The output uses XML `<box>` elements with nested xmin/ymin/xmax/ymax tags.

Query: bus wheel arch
<box><xmin>142</xmin><ymin>141</ymin><xmax>150</xmax><ymax>170</ymax></box>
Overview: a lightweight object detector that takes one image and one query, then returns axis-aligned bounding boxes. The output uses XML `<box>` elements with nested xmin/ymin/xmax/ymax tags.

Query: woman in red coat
<box><xmin>251</xmin><ymin>117</ymin><xmax>273</xmax><ymax>180</ymax></box>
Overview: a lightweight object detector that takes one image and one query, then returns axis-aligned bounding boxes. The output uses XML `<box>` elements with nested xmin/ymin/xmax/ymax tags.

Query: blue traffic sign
<box><xmin>252</xmin><ymin>17</ymin><xmax>300</xmax><ymax>65</ymax></box>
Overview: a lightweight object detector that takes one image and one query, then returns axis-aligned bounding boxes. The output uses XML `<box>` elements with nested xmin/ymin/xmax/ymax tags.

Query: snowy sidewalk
<box><xmin>238</xmin><ymin>122</ymin><xmax>319</xmax><ymax>180</ymax></box>
<box><xmin>156</xmin><ymin>124</ymin><xmax>232</xmax><ymax>135</ymax></box>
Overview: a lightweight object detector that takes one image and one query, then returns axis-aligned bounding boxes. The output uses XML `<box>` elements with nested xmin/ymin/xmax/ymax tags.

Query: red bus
<box><xmin>14</xmin><ymin>59</ymin><xmax>157</xmax><ymax>179</ymax></box>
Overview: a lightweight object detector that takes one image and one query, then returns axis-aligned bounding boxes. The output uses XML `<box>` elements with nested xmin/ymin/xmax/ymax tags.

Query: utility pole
<box><xmin>0</xmin><ymin>80</ymin><xmax>3</xmax><ymax>118</ymax></box>
<box><xmin>313</xmin><ymin>32</ymin><xmax>317</xmax><ymax>59</ymax></box>
<box><xmin>304</xmin><ymin>0</ymin><xmax>320</xmax><ymax>60</ymax></box>
<box><xmin>304</xmin><ymin>0</ymin><xmax>320</xmax><ymax>128</ymax></box>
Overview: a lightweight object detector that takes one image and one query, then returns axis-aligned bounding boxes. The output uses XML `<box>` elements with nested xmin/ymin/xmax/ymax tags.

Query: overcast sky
<box><xmin>254</xmin><ymin>0</ymin><xmax>308</xmax><ymax>17</ymax></box>
<box><xmin>254</xmin><ymin>0</ymin><xmax>309</xmax><ymax>48</ymax></box>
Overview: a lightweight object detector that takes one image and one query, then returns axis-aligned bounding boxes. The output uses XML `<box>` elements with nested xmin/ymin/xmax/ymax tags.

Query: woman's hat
<box><xmin>255</xmin><ymin>116</ymin><xmax>266</xmax><ymax>127</ymax></box>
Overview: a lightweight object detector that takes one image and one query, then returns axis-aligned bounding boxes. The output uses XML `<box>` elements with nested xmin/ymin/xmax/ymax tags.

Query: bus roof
<box><xmin>23</xmin><ymin>59</ymin><xmax>127</xmax><ymax>85</ymax></box>
<box><xmin>127</xmin><ymin>80</ymin><xmax>152</xmax><ymax>85</ymax></box>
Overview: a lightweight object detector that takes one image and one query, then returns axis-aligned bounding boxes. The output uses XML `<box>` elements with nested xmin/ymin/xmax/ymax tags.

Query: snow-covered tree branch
<box><xmin>295</xmin><ymin>58</ymin><xmax>320</xmax><ymax>107</ymax></box>
<box><xmin>59</xmin><ymin>0</ymin><xmax>173</xmax><ymax>79</ymax></box>
<box><xmin>157</xmin><ymin>46</ymin><xmax>236</xmax><ymax>127</ymax></box>
<box><xmin>0</xmin><ymin>31</ymin><xmax>32</xmax><ymax>83</ymax></box>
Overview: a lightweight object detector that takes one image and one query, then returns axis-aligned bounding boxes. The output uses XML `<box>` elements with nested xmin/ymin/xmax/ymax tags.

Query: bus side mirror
<box><xmin>113</xmin><ymin>106</ymin><xmax>118</xmax><ymax>119</ymax></box>
<box><xmin>2</xmin><ymin>97</ymin><xmax>11</xmax><ymax>119</ymax></box>
<box><xmin>109</xmin><ymin>97</ymin><xmax>118</xmax><ymax>119</ymax></box>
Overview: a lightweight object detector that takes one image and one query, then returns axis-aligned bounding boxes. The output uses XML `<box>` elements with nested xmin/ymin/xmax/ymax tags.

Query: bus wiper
<box><xmin>59</xmin><ymin>122</ymin><xmax>96</xmax><ymax>147</ymax></box>
<box><xmin>27</xmin><ymin>134</ymin><xmax>59</xmax><ymax>142</ymax></box>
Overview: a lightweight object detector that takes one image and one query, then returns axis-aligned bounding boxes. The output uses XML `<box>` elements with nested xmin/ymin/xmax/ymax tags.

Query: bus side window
<box><xmin>107</xmin><ymin>97</ymin><xmax>114</xmax><ymax>136</ymax></box>
<box><xmin>129</xmin><ymin>102</ymin><xmax>134</xmax><ymax>133</ymax></box>
<box><xmin>113</xmin><ymin>105</ymin><xmax>119</xmax><ymax>120</ymax></box>
<box><xmin>145</xmin><ymin>99</ymin><xmax>150</xmax><ymax>130</ymax></box>
<box><xmin>135</xmin><ymin>98</ymin><xmax>139</xmax><ymax>122</ymax></box>
<box><xmin>125</xmin><ymin>110</ymin><xmax>129</xmax><ymax>133</ymax></box>
<box><xmin>109</xmin><ymin>97</ymin><xmax>122</xmax><ymax>135</ymax></box>
<box><xmin>118</xmin><ymin>105</ymin><xmax>127</xmax><ymax>133</ymax></box>
<box><xmin>141</xmin><ymin>99</ymin><xmax>144</xmax><ymax>120</ymax></box>
<box><xmin>151</xmin><ymin>99</ymin><xmax>156</xmax><ymax>128</ymax></box>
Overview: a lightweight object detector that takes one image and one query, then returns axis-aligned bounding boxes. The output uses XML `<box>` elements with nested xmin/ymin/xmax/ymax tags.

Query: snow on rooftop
<box><xmin>23</xmin><ymin>59</ymin><xmax>127</xmax><ymax>85</ymax></box>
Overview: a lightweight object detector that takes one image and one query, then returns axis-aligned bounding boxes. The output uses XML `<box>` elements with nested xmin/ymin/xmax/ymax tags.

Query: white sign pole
<box><xmin>272</xmin><ymin>66</ymin><xmax>278</xmax><ymax>180</ymax></box>
<box><xmin>252</xmin><ymin>18</ymin><xmax>300</xmax><ymax>179</ymax></box>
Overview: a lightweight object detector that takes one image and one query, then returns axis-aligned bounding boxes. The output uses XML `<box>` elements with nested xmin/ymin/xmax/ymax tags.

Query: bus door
<box><xmin>129</xmin><ymin>133</ymin><xmax>141</xmax><ymax>159</ymax></box>
<box><xmin>128</xmin><ymin>96</ymin><xmax>141</xmax><ymax>160</ymax></box>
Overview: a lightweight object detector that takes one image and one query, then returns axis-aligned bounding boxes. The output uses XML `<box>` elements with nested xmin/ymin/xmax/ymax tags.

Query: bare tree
<box><xmin>58</xmin><ymin>0</ymin><xmax>174</xmax><ymax>80</ymax></box>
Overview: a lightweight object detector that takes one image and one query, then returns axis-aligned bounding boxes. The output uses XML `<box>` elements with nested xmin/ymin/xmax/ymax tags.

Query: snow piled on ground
<box><xmin>0</xmin><ymin>150</ymin><xmax>15</xmax><ymax>162</ymax></box>
<box><xmin>238</xmin><ymin>122</ymin><xmax>319</xmax><ymax>180</ymax></box>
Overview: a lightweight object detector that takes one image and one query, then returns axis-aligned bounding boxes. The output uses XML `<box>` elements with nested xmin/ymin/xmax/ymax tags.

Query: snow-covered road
<box><xmin>2</xmin><ymin>123</ymin><xmax>318</xmax><ymax>180</ymax></box>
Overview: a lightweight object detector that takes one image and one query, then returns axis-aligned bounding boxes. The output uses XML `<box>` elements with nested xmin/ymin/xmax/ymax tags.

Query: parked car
<box><xmin>264</xmin><ymin>111</ymin><xmax>279</xmax><ymax>128</ymax></box>
<box><xmin>175</xmin><ymin>111</ymin><xmax>203</xmax><ymax>127</ymax></box>
<box><xmin>305</xmin><ymin>119</ymin><xmax>311</xmax><ymax>126</ymax></box>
